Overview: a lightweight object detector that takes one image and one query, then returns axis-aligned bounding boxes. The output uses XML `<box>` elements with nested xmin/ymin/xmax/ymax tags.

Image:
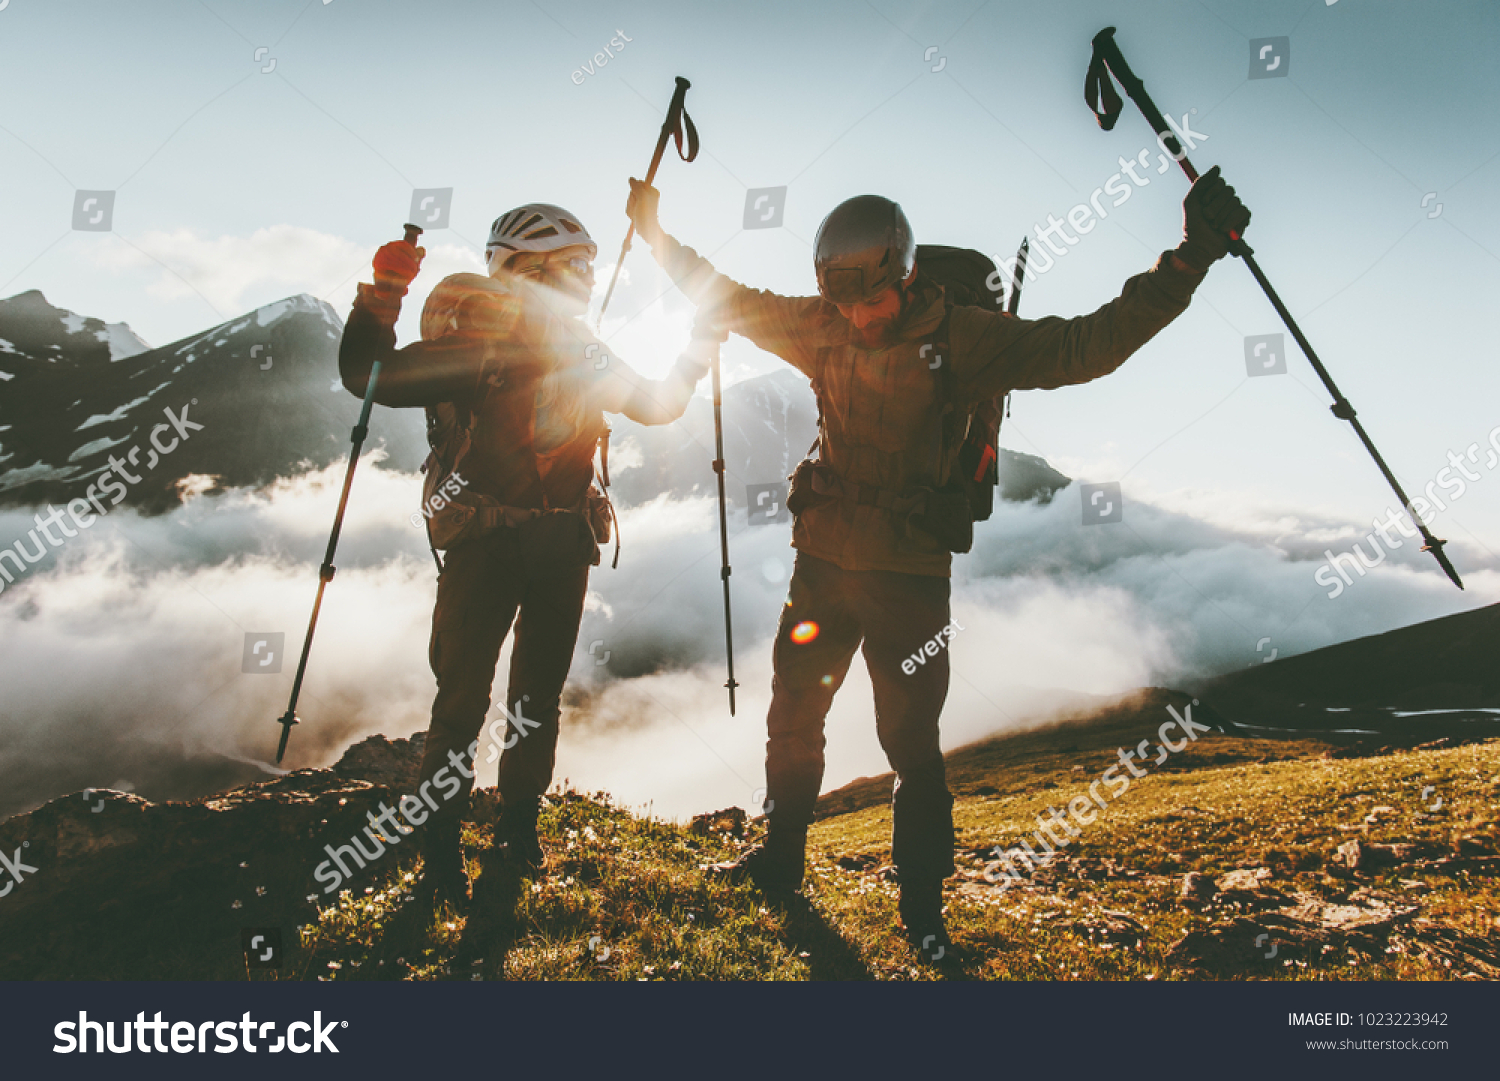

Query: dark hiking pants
<box><xmin>415</xmin><ymin>512</ymin><xmax>594</xmax><ymax>825</ymax></box>
<box><xmin>764</xmin><ymin>552</ymin><xmax>956</xmax><ymax>884</ymax></box>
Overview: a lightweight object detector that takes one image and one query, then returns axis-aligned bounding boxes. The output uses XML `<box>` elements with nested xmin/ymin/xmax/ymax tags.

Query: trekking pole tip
<box><xmin>274</xmin><ymin>709</ymin><xmax>300</xmax><ymax>764</ymax></box>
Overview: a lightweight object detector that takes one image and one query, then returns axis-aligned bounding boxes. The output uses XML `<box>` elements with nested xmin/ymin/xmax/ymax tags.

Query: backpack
<box><xmin>917</xmin><ymin>245</ymin><xmax>1009</xmax><ymax>533</ymax></box>
<box><xmin>787</xmin><ymin>245</ymin><xmax>1015</xmax><ymax>554</ymax></box>
<box><xmin>415</xmin><ymin>274</ymin><xmax>618</xmax><ymax>568</ymax></box>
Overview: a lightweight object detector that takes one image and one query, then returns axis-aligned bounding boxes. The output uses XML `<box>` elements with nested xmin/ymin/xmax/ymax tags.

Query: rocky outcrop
<box><xmin>0</xmin><ymin>734</ymin><xmax>435</xmax><ymax>979</ymax></box>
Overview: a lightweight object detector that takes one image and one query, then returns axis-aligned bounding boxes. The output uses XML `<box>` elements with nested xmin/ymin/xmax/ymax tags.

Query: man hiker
<box><xmin>624</xmin><ymin>168</ymin><xmax>1250</xmax><ymax>955</ymax></box>
<box><xmin>340</xmin><ymin>202</ymin><xmax>724</xmax><ymax>904</ymax></box>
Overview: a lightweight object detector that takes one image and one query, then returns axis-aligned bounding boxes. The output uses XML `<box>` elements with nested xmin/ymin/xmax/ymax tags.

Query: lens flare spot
<box><xmin>820</xmin><ymin>675</ymin><xmax>833</xmax><ymax>686</ymax></box>
<box><xmin>790</xmin><ymin>621</ymin><xmax>820</xmax><ymax>645</ymax></box>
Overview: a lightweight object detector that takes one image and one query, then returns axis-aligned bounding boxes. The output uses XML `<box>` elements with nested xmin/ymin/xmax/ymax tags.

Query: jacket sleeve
<box><xmin>652</xmin><ymin>234</ymin><xmax>836</xmax><ymax>380</ymax></box>
<box><xmin>338</xmin><ymin>284</ymin><xmax>517</xmax><ymax>407</ymax></box>
<box><xmin>950</xmin><ymin>252</ymin><xmax>1207</xmax><ymax>405</ymax></box>
<box><xmin>545</xmin><ymin>312</ymin><xmax>709</xmax><ymax>426</ymax></box>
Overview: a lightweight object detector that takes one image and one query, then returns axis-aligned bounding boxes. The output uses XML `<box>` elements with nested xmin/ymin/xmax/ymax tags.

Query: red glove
<box><xmin>372</xmin><ymin>240</ymin><xmax>425</xmax><ymax>295</ymax></box>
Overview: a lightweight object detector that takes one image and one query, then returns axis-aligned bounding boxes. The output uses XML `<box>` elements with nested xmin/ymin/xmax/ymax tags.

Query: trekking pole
<box><xmin>1005</xmin><ymin>237</ymin><xmax>1029</xmax><ymax>317</ymax></box>
<box><xmin>1085</xmin><ymin>27</ymin><xmax>1462</xmax><ymax>590</ymax></box>
<box><xmin>274</xmin><ymin>223</ymin><xmax>424</xmax><ymax>764</ymax></box>
<box><xmin>597</xmin><ymin>76</ymin><xmax>699</xmax><ymax>329</ymax></box>
<box><xmin>707</xmin><ymin>322</ymin><xmax>739</xmax><ymax>715</ymax></box>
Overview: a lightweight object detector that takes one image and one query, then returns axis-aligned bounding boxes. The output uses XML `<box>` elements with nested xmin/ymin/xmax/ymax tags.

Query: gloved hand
<box><xmin>1176</xmin><ymin>165</ymin><xmax>1251</xmax><ymax>271</ymax></box>
<box><xmin>626</xmin><ymin>178</ymin><xmax>664</xmax><ymax>249</ymax></box>
<box><xmin>371</xmin><ymin>238</ymin><xmax>425</xmax><ymax>296</ymax></box>
<box><xmin>674</xmin><ymin>311</ymin><xmax>726</xmax><ymax>383</ymax></box>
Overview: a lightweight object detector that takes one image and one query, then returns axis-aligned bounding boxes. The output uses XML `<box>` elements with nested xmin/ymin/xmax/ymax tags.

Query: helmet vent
<box><xmin>509</xmin><ymin>213</ymin><xmax>544</xmax><ymax>236</ymax></box>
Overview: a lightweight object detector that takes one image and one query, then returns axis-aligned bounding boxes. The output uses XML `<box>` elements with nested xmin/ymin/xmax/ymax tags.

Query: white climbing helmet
<box><xmin>484</xmin><ymin>203</ymin><xmax>597</xmax><ymax>276</ymax></box>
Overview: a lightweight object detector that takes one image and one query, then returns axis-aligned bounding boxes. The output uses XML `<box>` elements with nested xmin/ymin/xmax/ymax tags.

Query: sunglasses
<box><xmin>511</xmin><ymin>253</ymin><xmax>592</xmax><ymax>278</ymax></box>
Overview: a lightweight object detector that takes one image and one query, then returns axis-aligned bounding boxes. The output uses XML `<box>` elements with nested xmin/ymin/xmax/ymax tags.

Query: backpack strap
<box><xmin>807</xmin><ymin>346</ymin><xmax>833</xmax><ymax>460</ymax></box>
<box><xmin>927</xmin><ymin>302</ymin><xmax>958</xmax><ymax>486</ymax></box>
<box><xmin>595</xmin><ymin>419</ymin><xmax>620</xmax><ymax>569</ymax></box>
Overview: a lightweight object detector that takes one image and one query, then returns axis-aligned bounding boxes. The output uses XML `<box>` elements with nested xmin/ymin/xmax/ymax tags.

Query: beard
<box><xmin>851</xmin><ymin>319</ymin><xmax>897</xmax><ymax>350</ymax></box>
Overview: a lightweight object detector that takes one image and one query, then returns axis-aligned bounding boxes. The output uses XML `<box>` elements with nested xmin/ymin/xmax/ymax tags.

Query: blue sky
<box><xmin>3</xmin><ymin>0</ymin><xmax>1499</xmax><ymax>564</ymax></box>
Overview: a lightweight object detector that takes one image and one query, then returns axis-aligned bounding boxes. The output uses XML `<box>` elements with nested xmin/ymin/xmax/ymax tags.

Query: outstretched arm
<box><xmin>549</xmin><ymin>307</ymin><xmax>719</xmax><ymax>425</ymax></box>
<box><xmin>626</xmin><ymin>179</ymin><xmax>836</xmax><ymax>379</ymax></box>
<box><xmin>953</xmin><ymin>166</ymin><xmax>1250</xmax><ymax>403</ymax></box>
<box><xmin>952</xmin><ymin>253</ymin><xmax>1205</xmax><ymax>402</ymax></box>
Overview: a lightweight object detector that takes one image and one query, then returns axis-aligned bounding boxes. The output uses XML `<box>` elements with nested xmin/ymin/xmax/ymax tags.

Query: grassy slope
<box><xmin>288</xmin><ymin>692</ymin><xmax>1500</xmax><ymax>982</ymax></box>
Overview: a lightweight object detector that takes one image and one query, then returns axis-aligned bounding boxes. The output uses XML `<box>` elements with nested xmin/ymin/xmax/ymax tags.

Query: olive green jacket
<box><xmin>653</xmin><ymin>236</ymin><xmax>1207</xmax><ymax>576</ymax></box>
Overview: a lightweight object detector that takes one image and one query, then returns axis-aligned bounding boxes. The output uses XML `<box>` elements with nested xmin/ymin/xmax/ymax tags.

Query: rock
<box><xmin>1165</xmin><ymin>890</ymin><xmax>1418</xmax><ymax>974</ymax></box>
<box><xmin>1410</xmin><ymin>926</ymin><xmax>1500</xmax><ymax>979</ymax></box>
<box><xmin>1210</xmin><ymin>866</ymin><xmax>1289</xmax><ymax>910</ymax></box>
<box><xmin>0</xmin><ymin>767</ymin><xmax>421</xmax><ymax>979</ymax></box>
<box><xmin>688</xmin><ymin>807</ymin><xmax>748</xmax><ymax>838</ymax></box>
<box><xmin>1067</xmin><ymin>910</ymin><xmax>1147</xmax><ymax>944</ymax></box>
<box><xmin>332</xmin><ymin>732</ymin><xmax>426</xmax><ymax>790</ymax></box>
<box><xmin>1215</xmin><ymin>867</ymin><xmax>1272</xmax><ymax>893</ymax></box>
<box><xmin>1336</xmin><ymin>839</ymin><xmax>1432</xmax><ymax>872</ymax></box>
<box><xmin>1336</xmin><ymin>839</ymin><xmax>1365</xmax><ymax>870</ymax></box>
<box><xmin>1181</xmin><ymin>872</ymin><xmax>1217</xmax><ymax>907</ymax></box>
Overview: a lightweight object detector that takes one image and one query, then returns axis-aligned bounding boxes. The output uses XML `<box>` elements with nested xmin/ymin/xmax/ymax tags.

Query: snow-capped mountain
<box><xmin>0</xmin><ymin>291</ymin><xmax>428</xmax><ymax>513</ymax></box>
<box><xmin>0</xmin><ymin>291</ymin><xmax>1069</xmax><ymax>516</ymax></box>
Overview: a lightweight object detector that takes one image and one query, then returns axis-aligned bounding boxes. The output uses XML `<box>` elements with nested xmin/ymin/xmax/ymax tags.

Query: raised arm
<box><xmin>951</xmin><ymin>252</ymin><xmax>1205</xmax><ymax>403</ymax></box>
<box><xmin>625</xmin><ymin>179</ymin><xmax>837</xmax><ymax>379</ymax></box>
<box><xmin>545</xmin><ymin>305</ymin><xmax>717</xmax><ymax>425</ymax></box>
<box><xmin>953</xmin><ymin>165</ymin><xmax>1250</xmax><ymax>404</ymax></box>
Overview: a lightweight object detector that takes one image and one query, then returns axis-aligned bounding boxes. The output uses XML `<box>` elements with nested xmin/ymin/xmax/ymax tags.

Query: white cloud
<box><xmin>92</xmin><ymin>226</ymin><xmax>485</xmax><ymax>337</ymax></box>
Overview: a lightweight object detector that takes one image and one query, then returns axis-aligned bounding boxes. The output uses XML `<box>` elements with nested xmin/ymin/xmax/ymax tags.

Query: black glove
<box><xmin>626</xmin><ymin>178</ymin><xmax>665</xmax><ymax>249</ymax></box>
<box><xmin>1176</xmin><ymin>165</ymin><xmax>1251</xmax><ymax>271</ymax></box>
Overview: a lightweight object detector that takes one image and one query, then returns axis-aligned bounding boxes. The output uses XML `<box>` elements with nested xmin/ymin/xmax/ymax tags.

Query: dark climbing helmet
<box><xmin>813</xmin><ymin>195</ymin><xmax>916</xmax><ymax>305</ymax></box>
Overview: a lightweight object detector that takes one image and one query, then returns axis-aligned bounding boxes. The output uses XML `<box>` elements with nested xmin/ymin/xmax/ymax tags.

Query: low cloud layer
<box><xmin>1</xmin><ymin>453</ymin><xmax>1493</xmax><ymax>824</ymax></box>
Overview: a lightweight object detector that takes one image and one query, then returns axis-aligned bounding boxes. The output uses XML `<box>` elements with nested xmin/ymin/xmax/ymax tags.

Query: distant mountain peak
<box><xmin>0</xmin><ymin>290</ymin><xmax>151</xmax><ymax>364</ymax></box>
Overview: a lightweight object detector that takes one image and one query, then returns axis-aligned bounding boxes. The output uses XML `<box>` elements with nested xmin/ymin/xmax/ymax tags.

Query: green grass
<box><xmin>282</xmin><ymin>719</ymin><xmax>1500</xmax><ymax>982</ymax></box>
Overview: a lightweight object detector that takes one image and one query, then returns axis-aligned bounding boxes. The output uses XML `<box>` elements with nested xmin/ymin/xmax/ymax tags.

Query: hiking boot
<box><xmin>708</xmin><ymin>829</ymin><xmax>806</xmax><ymax>893</ymax></box>
<box><xmin>493</xmin><ymin>798</ymin><xmax>544</xmax><ymax>875</ymax></box>
<box><xmin>899</xmin><ymin>879</ymin><xmax>951</xmax><ymax>962</ymax></box>
<box><xmin>418</xmin><ymin>818</ymin><xmax>469</xmax><ymax>909</ymax></box>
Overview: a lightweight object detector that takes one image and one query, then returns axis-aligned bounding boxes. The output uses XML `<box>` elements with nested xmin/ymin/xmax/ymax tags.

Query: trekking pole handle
<box><xmin>403</xmin><ymin>223</ymin><xmax>423</xmax><ymax>246</ymax></box>
<box><xmin>1091</xmin><ymin>29</ymin><xmax>1251</xmax><ymax>256</ymax></box>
